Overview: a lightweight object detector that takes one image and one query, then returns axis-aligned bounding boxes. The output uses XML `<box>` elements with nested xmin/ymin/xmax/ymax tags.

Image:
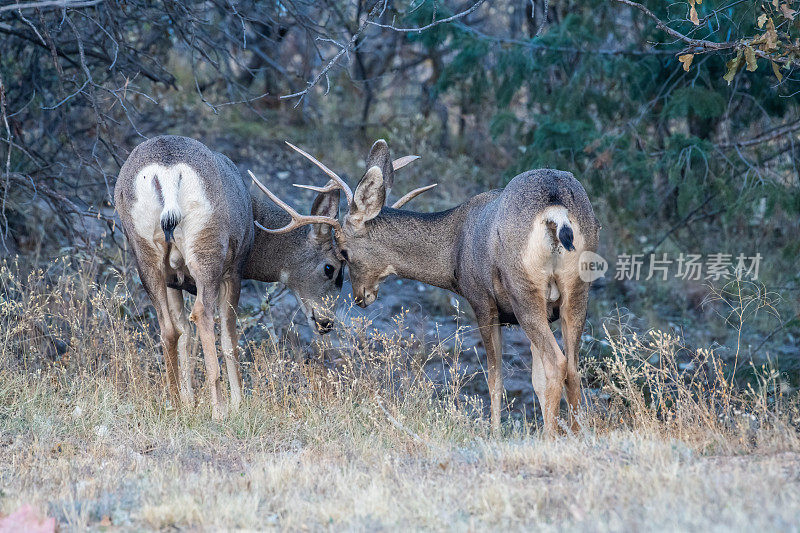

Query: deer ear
<box><xmin>308</xmin><ymin>182</ymin><xmax>340</xmax><ymax>243</ymax></box>
<box><xmin>366</xmin><ymin>139</ymin><xmax>394</xmax><ymax>199</ymax></box>
<box><xmin>366</xmin><ymin>139</ymin><xmax>390</xmax><ymax>168</ymax></box>
<box><xmin>349</xmin><ymin>166</ymin><xmax>384</xmax><ymax>227</ymax></box>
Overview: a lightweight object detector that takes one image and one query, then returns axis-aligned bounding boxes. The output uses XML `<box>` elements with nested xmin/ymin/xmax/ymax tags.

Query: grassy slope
<box><xmin>1</xmin><ymin>375</ymin><xmax>799</xmax><ymax>531</ymax></box>
<box><xmin>1</xmin><ymin>262</ymin><xmax>798</xmax><ymax>530</ymax></box>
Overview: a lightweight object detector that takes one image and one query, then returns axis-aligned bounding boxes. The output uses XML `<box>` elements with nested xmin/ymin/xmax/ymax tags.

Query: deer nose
<box><xmin>352</xmin><ymin>292</ymin><xmax>366</xmax><ymax>308</ymax></box>
<box><xmin>313</xmin><ymin>313</ymin><xmax>334</xmax><ymax>334</ymax></box>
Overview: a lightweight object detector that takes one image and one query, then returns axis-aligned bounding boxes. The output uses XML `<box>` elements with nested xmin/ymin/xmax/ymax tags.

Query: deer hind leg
<box><xmin>166</xmin><ymin>286</ymin><xmax>195</xmax><ymax>407</ymax></box>
<box><xmin>155</xmin><ymin>297</ymin><xmax>181</xmax><ymax>410</ymax></box>
<box><xmin>219</xmin><ymin>277</ymin><xmax>243</xmax><ymax>412</ymax></box>
<box><xmin>135</xmin><ymin>251</ymin><xmax>182</xmax><ymax>410</ymax></box>
<box><xmin>529</xmin><ymin>341</ymin><xmax>547</xmax><ymax>430</ymax></box>
<box><xmin>475</xmin><ymin>310</ymin><xmax>504</xmax><ymax>434</ymax></box>
<box><xmin>512</xmin><ymin>291</ymin><xmax>567</xmax><ymax>435</ymax></box>
<box><xmin>559</xmin><ymin>279</ymin><xmax>590</xmax><ymax>432</ymax></box>
<box><xmin>190</xmin><ymin>279</ymin><xmax>226</xmax><ymax>420</ymax></box>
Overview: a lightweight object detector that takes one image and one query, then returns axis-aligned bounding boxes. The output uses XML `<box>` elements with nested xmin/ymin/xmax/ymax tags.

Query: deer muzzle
<box><xmin>353</xmin><ymin>290</ymin><xmax>376</xmax><ymax>308</ymax></box>
<box><xmin>313</xmin><ymin>313</ymin><xmax>334</xmax><ymax>334</ymax></box>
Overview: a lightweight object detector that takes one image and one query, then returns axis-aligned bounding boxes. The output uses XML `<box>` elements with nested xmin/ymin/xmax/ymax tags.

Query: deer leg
<box><xmin>219</xmin><ymin>278</ymin><xmax>243</xmax><ymax>412</ymax></box>
<box><xmin>138</xmin><ymin>259</ymin><xmax>181</xmax><ymax>410</ymax></box>
<box><xmin>156</xmin><ymin>302</ymin><xmax>181</xmax><ymax>410</ymax></box>
<box><xmin>475</xmin><ymin>310</ymin><xmax>503</xmax><ymax>434</ymax></box>
<box><xmin>166</xmin><ymin>287</ymin><xmax>195</xmax><ymax>407</ymax></box>
<box><xmin>559</xmin><ymin>281</ymin><xmax>589</xmax><ymax>432</ymax></box>
<box><xmin>190</xmin><ymin>281</ymin><xmax>226</xmax><ymax>420</ymax></box>
<box><xmin>513</xmin><ymin>294</ymin><xmax>567</xmax><ymax>435</ymax></box>
<box><xmin>529</xmin><ymin>341</ymin><xmax>547</xmax><ymax>430</ymax></box>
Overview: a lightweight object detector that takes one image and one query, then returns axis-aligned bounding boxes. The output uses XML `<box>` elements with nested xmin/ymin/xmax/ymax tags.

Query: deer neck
<box><xmin>366</xmin><ymin>207</ymin><xmax>463</xmax><ymax>291</ymax></box>
<box><xmin>242</xmin><ymin>196</ymin><xmax>305</xmax><ymax>282</ymax></box>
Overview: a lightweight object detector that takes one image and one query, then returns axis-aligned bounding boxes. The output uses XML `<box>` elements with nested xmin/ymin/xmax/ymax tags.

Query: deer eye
<box><xmin>324</xmin><ymin>264</ymin><xmax>335</xmax><ymax>279</ymax></box>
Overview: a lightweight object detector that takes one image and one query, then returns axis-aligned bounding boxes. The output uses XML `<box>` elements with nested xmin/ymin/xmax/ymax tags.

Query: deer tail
<box><xmin>154</xmin><ymin>173</ymin><xmax>182</xmax><ymax>243</ymax></box>
<box><xmin>543</xmin><ymin>205</ymin><xmax>575</xmax><ymax>252</ymax></box>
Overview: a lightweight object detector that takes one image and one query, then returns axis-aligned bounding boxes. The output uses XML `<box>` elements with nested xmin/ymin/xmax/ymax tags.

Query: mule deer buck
<box><xmin>259</xmin><ymin>139</ymin><xmax>600</xmax><ymax>434</ymax></box>
<box><xmin>114</xmin><ymin>135</ymin><xmax>343</xmax><ymax>419</ymax></box>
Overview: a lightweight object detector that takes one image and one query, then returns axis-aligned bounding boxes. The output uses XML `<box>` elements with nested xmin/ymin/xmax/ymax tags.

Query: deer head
<box><xmin>248</xmin><ymin>163</ymin><xmax>343</xmax><ymax>334</ymax></box>
<box><xmin>252</xmin><ymin>140</ymin><xmax>435</xmax><ymax>308</ymax></box>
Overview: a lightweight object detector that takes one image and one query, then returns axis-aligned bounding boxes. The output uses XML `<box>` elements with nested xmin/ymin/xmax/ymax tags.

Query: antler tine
<box><xmin>249</xmin><ymin>170</ymin><xmax>301</xmax><ymax>220</ymax></box>
<box><xmin>391</xmin><ymin>184</ymin><xmax>438</xmax><ymax>209</ymax></box>
<box><xmin>292</xmin><ymin>179</ymin><xmax>340</xmax><ymax>194</ymax></box>
<box><xmin>392</xmin><ymin>155</ymin><xmax>420</xmax><ymax>171</ymax></box>
<box><xmin>284</xmin><ymin>141</ymin><xmax>354</xmax><ymax>206</ymax></box>
<box><xmin>248</xmin><ymin>170</ymin><xmax>342</xmax><ymax>236</ymax></box>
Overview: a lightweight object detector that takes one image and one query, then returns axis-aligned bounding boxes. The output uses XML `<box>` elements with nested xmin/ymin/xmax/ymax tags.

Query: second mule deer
<box><xmin>115</xmin><ymin>135</ymin><xmax>343</xmax><ymax>419</ymax></box>
<box><xmin>259</xmin><ymin>139</ymin><xmax>600</xmax><ymax>434</ymax></box>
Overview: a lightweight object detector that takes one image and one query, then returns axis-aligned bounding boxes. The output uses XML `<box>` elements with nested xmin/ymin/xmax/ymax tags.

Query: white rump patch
<box><xmin>542</xmin><ymin>205</ymin><xmax>570</xmax><ymax>235</ymax></box>
<box><xmin>522</xmin><ymin>205</ymin><xmax>585</xmax><ymax>300</ymax></box>
<box><xmin>130</xmin><ymin>163</ymin><xmax>212</xmax><ymax>262</ymax></box>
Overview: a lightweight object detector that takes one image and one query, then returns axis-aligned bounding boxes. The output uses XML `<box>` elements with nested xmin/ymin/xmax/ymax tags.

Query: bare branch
<box><xmin>368</xmin><ymin>0</ymin><xmax>487</xmax><ymax>32</ymax></box>
<box><xmin>611</xmin><ymin>0</ymin><xmax>734</xmax><ymax>52</ymax></box>
<box><xmin>0</xmin><ymin>0</ymin><xmax>101</xmax><ymax>14</ymax></box>
<box><xmin>612</xmin><ymin>0</ymin><xmax>800</xmax><ymax>67</ymax></box>
<box><xmin>719</xmin><ymin>119</ymin><xmax>800</xmax><ymax>148</ymax></box>
<box><xmin>281</xmin><ymin>0</ymin><xmax>388</xmax><ymax>104</ymax></box>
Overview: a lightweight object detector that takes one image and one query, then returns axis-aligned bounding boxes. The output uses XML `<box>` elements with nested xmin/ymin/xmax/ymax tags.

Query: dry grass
<box><xmin>1</xmin><ymin>257</ymin><xmax>799</xmax><ymax>531</ymax></box>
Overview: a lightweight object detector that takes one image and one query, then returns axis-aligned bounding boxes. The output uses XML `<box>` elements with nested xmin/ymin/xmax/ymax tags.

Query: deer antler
<box><xmin>248</xmin><ymin>170</ymin><xmax>342</xmax><ymax>237</ymax></box>
<box><xmin>391</xmin><ymin>184</ymin><xmax>438</xmax><ymax>209</ymax></box>
<box><xmin>284</xmin><ymin>141</ymin><xmax>354</xmax><ymax>206</ymax></box>
<box><xmin>392</xmin><ymin>155</ymin><xmax>420</xmax><ymax>171</ymax></box>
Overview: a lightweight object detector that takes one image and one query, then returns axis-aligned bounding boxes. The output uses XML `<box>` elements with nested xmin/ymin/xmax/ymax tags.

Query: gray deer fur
<box><xmin>264</xmin><ymin>139</ymin><xmax>600</xmax><ymax>433</ymax></box>
<box><xmin>114</xmin><ymin>135</ymin><xmax>342</xmax><ymax>419</ymax></box>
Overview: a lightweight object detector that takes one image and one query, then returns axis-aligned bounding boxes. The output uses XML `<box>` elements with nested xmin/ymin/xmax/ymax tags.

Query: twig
<box><xmin>6</xmin><ymin>171</ymin><xmax>117</xmax><ymax>224</ymax></box>
<box><xmin>536</xmin><ymin>0</ymin><xmax>549</xmax><ymax>36</ymax></box>
<box><xmin>281</xmin><ymin>0</ymin><xmax>388</xmax><ymax>105</ymax></box>
<box><xmin>0</xmin><ymin>73</ymin><xmax>11</xmax><ymax>252</ymax></box>
<box><xmin>0</xmin><ymin>0</ymin><xmax>101</xmax><ymax>14</ymax></box>
<box><xmin>646</xmin><ymin>195</ymin><xmax>715</xmax><ymax>253</ymax></box>
<box><xmin>612</xmin><ymin>0</ymin><xmax>735</xmax><ymax>52</ymax></box>
<box><xmin>753</xmin><ymin>312</ymin><xmax>800</xmax><ymax>354</ymax></box>
<box><xmin>719</xmin><ymin>119</ymin><xmax>800</xmax><ymax>148</ymax></box>
<box><xmin>612</xmin><ymin>0</ymin><xmax>799</xmax><ymax>66</ymax></box>
<box><xmin>375</xmin><ymin>394</ymin><xmax>433</xmax><ymax>449</ymax></box>
<box><xmin>457</xmin><ymin>22</ymin><xmax>675</xmax><ymax>56</ymax></box>
<box><xmin>368</xmin><ymin>0</ymin><xmax>486</xmax><ymax>32</ymax></box>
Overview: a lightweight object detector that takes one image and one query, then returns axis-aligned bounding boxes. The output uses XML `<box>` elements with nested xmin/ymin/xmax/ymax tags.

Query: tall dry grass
<box><xmin>0</xmin><ymin>256</ymin><xmax>798</xmax><ymax>530</ymax></box>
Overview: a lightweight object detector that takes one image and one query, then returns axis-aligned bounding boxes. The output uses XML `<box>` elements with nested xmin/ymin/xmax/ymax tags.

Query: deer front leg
<box><xmin>475</xmin><ymin>311</ymin><xmax>504</xmax><ymax>434</ymax></box>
